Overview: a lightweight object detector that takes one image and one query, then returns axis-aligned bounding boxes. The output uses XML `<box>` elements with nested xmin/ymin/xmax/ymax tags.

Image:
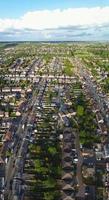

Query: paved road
<box><xmin>75</xmin><ymin>130</ymin><xmax>85</xmax><ymax>198</ymax></box>
<box><xmin>58</xmin><ymin>82</ymin><xmax>85</xmax><ymax>199</ymax></box>
<box><xmin>4</xmin><ymin>78</ymin><xmax>48</xmax><ymax>200</ymax></box>
<box><xmin>70</xmin><ymin>57</ymin><xmax>109</xmax><ymax>127</ymax></box>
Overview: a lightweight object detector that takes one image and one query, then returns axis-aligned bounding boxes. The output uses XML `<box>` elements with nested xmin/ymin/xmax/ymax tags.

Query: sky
<box><xmin>0</xmin><ymin>0</ymin><xmax>109</xmax><ymax>41</ymax></box>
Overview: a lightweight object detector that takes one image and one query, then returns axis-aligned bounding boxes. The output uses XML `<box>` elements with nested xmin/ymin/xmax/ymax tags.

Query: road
<box><xmin>4</xmin><ymin>78</ymin><xmax>48</xmax><ymax>200</ymax></box>
<box><xmin>57</xmin><ymin>81</ymin><xmax>85</xmax><ymax>199</ymax></box>
<box><xmin>70</xmin><ymin>57</ymin><xmax>109</xmax><ymax>128</ymax></box>
<box><xmin>75</xmin><ymin>130</ymin><xmax>85</xmax><ymax>198</ymax></box>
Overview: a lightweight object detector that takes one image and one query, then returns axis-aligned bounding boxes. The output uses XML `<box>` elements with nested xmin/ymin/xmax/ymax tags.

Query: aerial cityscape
<box><xmin>0</xmin><ymin>1</ymin><xmax>109</xmax><ymax>200</ymax></box>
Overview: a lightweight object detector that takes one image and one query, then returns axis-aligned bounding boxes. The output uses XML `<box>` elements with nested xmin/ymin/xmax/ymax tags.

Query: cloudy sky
<box><xmin>0</xmin><ymin>0</ymin><xmax>109</xmax><ymax>41</ymax></box>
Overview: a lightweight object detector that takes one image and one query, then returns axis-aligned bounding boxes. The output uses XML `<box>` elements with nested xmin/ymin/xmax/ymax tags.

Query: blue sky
<box><xmin>0</xmin><ymin>0</ymin><xmax>109</xmax><ymax>41</ymax></box>
<box><xmin>0</xmin><ymin>0</ymin><xmax>109</xmax><ymax>18</ymax></box>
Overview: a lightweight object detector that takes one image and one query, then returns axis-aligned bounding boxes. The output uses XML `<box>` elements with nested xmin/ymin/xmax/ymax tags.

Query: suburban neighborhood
<box><xmin>0</xmin><ymin>42</ymin><xmax>109</xmax><ymax>200</ymax></box>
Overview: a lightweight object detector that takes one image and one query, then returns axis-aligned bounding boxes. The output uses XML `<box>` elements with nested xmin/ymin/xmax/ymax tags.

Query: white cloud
<box><xmin>0</xmin><ymin>7</ymin><xmax>109</xmax><ymax>40</ymax></box>
<box><xmin>1</xmin><ymin>7</ymin><xmax>109</xmax><ymax>30</ymax></box>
